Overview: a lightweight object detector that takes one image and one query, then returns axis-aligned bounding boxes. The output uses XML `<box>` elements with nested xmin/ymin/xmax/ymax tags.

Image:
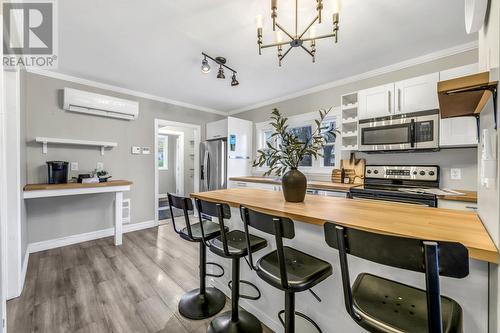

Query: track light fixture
<box><xmin>201</xmin><ymin>52</ymin><xmax>239</xmax><ymax>87</ymax></box>
<box><xmin>257</xmin><ymin>0</ymin><xmax>341</xmax><ymax>66</ymax></box>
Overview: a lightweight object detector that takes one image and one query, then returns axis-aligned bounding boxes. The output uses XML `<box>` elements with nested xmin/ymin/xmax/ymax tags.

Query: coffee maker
<box><xmin>46</xmin><ymin>161</ymin><xmax>69</xmax><ymax>184</ymax></box>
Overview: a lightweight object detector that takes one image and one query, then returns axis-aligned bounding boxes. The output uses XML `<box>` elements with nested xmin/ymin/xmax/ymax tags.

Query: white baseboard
<box><xmin>209</xmin><ymin>277</ymin><xmax>282</xmax><ymax>333</ymax></box>
<box><xmin>27</xmin><ymin>220</ymin><xmax>157</xmax><ymax>254</ymax></box>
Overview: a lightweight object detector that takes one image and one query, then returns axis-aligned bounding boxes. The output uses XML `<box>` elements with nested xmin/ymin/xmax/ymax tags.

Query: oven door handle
<box><xmin>410</xmin><ymin>119</ymin><xmax>416</xmax><ymax>148</ymax></box>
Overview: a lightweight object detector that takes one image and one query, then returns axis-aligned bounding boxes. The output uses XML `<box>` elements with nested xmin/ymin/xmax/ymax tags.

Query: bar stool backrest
<box><xmin>240</xmin><ymin>206</ymin><xmax>295</xmax><ymax>289</ymax></box>
<box><xmin>195</xmin><ymin>198</ymin><xmax>232</xmax><ymax>255</ymax></box>
<box><xmin>324</xmin><ymin>222</ymin><xmax>469</xmax><ymax>333</ymax></box>
<box><xmin>167</xmin><ymin>193</ymin><xmax>194</xmax><ymax>239</ymax></box>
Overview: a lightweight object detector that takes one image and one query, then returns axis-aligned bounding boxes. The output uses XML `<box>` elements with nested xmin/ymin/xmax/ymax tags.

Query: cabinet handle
<box><xmin>398</xmin><ymin>88</ymin><xmax>401</xmax><ymax>112</ymax></box>
<box><xmin>388</xmin><ymin>91</ymin><xmax>391</xmax><ymax>113</ymax></box>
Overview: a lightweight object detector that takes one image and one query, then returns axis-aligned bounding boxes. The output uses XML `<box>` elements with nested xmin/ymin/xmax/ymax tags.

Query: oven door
<box><xmin>359</xmin><ymin>117</ymin><xmax>415</xmax><ymax>151</ymax></box>
<box><xmin>350</xmin><ymin>190</ymin><xmax>437</xmax><ymax>207</ymax></box>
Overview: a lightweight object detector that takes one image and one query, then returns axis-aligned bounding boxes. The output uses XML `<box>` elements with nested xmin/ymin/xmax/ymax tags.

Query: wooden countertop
<box><xmin>24</xmin><ymin>180</ymin><xmax>133</xmax><ymax>191</ymax></box>
<box><xmin>191</xmin><ymin>188</ymin><xmax>498</xmax><ymax>264</ymax></box>
<box><xmin>229</xmin><ymin>176</ymin><xmax>360</xmax><ymax>192</ymax></box>
<box><xmin>438</xmin><ymin>190</ymin><xmax>477</xmax><ymax>203</ymax></box>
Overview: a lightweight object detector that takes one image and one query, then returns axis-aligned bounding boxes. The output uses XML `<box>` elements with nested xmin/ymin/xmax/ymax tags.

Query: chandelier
<box><xmin>256</xmin><ymin>0</ymin><xmax>340</xmax><ymax>66</ymax></box>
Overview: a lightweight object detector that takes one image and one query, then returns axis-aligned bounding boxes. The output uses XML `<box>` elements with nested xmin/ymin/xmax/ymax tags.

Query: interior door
<box><xmin>394</xmin><ymin>73</ymin><xmax>439</xmax><ymax>114</ymax></box>
<box><xmin>358</xmin><ymin>83</ymin><xmax>395</xmax><ymax>119</ymax></box>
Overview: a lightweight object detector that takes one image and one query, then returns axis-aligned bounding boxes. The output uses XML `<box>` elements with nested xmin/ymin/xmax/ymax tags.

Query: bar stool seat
<box><xmin>210</xmin><ymin>230</ymin><xmax>267</xmax><ymax>258</ymax></box>
<box><xmin>179</xmin><ymin>220</ymin><xmax>224</xmax><ymax>242</ymax></box>
<box><xmin>257</xmin><ymin>246</ymin><xmax>332</xmax><ymax>292</ymax></box>
<box><xmin>352</xmin><ymin>273</ymin><xmax>462</xmax><ymax>333</ymax></box>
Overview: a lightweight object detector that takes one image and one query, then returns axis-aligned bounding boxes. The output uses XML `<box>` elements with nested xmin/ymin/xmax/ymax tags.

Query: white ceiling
<box><xmin>55</xmin><ymin>0</ymin><xmax>477</xmax><ymax>113</ymax></box>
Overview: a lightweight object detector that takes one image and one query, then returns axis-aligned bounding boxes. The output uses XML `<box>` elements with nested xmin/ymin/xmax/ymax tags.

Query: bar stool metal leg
<box><xmin>285</xmin><ymin>292</ymin><xmax>295</xmax><ymax>333</ymax></box>
<box><xmin>208</xmin><ymin>258</ymin><xmax>262</xmax><ymax>333</ymax></box>
<box><xmin>178</xmin><ymin>243</ymin><xmax>226</xmax><ymax>320</ymax></box>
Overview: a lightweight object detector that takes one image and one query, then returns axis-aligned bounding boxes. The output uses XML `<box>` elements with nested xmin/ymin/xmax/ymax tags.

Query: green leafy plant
<box><xmin>253</xmin><ymin>108</ymin><xmax>339</xmax><ymax>176</ymax></box>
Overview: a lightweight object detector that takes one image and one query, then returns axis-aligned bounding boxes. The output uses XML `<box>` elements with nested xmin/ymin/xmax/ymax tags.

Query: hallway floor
<box><xmin>7</xmin><ymin>224</ymin><xmax>274</xmax><ymax>333</ymax></box>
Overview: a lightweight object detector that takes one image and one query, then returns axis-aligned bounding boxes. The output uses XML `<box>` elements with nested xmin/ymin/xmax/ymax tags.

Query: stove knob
<box><xmin>413</xmin><ymin>171</ymin><xmax>418</xmax><ymax>175</ymax></box>
<box><xmin>367</xmin><ymin>170</ymin><xmax>372</xmax><ymax>174</ymax></box>
<box><xmin>429</xmin><ymin>171</ymin><xmax>435</xmax><ymax>176</ymax></box>
<box><xmin>374</xmin><ymin>170</ymin><xmax>379</xmax><ymax>175</ymax></box>
<box><xmin>419</xmin><ymin>171</ymin><xmax>426</xmax><ymax>176</ymax></box>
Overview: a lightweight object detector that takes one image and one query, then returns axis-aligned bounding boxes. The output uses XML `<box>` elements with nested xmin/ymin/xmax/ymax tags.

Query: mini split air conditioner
<box><xmin>63</xmin><ymin>88</ymin><xmax>139</xmax><ymax>120</ymax></box>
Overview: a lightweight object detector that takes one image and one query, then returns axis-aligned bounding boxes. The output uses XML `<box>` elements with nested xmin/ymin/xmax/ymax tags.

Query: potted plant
<box><xmin>253</xmin><ymin>108</ymin><xmax>338</xmax><ymax>202</ymax></box>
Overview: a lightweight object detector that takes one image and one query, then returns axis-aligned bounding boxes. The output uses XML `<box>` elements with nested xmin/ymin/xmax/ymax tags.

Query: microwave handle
<box><xmin>410</xmin><ymin>119</ymin><xmax>416</xmax><ymax>148</ymax></box>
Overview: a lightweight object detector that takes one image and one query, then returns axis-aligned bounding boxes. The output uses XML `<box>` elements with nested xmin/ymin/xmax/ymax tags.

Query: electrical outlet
<box><xmin>450</xmin><ymin>168</ymin><xmax>462</xmax><ymax>180</ymax></box>
<box><xmin>70</xmin><ymin>162</ymin><xmax>79</xmax><ymax>171</ymax></box>
<box><xmin>96</xmin><ymin>162</ymin><xmax>104</xmax><ymax>171</ymax></box>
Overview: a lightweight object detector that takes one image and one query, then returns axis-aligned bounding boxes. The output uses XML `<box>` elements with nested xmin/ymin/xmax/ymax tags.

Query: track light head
<box><xmin>217</xmin><ymin>66</ymin><xmax>225</xmax><ymax>79</ymax></box>
<box><xmin>231</xmin><ymin>73</ymin><xmax>239</xmax><ymax>86</ymax></box>
<box><xmin>201</xmin><ymin>57</ymin><xmax>211</xmax><ymax>74</ymax></box>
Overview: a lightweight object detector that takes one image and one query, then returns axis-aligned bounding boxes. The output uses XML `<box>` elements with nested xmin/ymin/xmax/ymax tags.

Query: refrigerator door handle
<box><xmin>206</xmin><ymin>152</ymin><xmax>211</xmax><ymax>191</ymax></box>
<box><xmin>203</xmin><ymin>150</ymin><xmax>209</xmax><ymax>191</ymax></box>
<box><xmin>220</xmin><ymin>140</ymin><xmax>226</xmax><ymax>188</ymax></box>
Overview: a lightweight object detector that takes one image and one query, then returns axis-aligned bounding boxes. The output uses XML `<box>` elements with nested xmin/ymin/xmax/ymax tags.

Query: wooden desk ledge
<box><xmin>24</xmin><ymin>180</ymin><xmax>133</xmax><ymax>191</ymax></box>
<box><xmin>191</xmin><ymin>188</ymin><xmax>499</xmax><ymax>264</ymax></box>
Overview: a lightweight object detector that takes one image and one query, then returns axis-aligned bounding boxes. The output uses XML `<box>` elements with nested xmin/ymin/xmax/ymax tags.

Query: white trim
<box><xmin>154</xmin><ymin>119</ymin><xmax>201</xmax><ymax>224</ymax></box>
<box><xmin>27</xmin><ymin>220</ymin><xmax>157</xmax><ymax>254</ymax></box>
<box><xmin>228</xmin><ymin>41</ymin><xmax>479</xmax><ymax>114</ymax></box>
<box><xmin>23</xmin><ymin>185</ymin><xmax>131</xmax><ymax>199</ymax></box>
<box><xmin>26</xmin><ymin>68</ymin><xmax>227</xmax><ymax>116</ymax></box>
<box><xmin>157</xmin><ymin>129</ymin><xmax>184</xmax><ymax>195</ymax></box>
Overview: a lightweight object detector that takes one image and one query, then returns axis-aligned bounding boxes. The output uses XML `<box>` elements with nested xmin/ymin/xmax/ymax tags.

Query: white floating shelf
<box><xmin>342</xmin><ymin>117</ymin><xmax>358</xmax><ymax>124</ymax></box>
<box><xmin>341</xmin><ymin>103</ymin><xmax>358</xmax><ymax>111</ymax></box>
<box><xmin>341</xmin><ymin>131</ymin><xmax>358</xmax><ymax>138</ymax></box>
<box><xmin>35</xmin><ymin>137</ymin><xmax>118</xmax><ymax>155</ymax></box>
<box><xmin>342</xmin><ymin>145</ymin><xmax>359</xmax><ymax>151</ymax></box>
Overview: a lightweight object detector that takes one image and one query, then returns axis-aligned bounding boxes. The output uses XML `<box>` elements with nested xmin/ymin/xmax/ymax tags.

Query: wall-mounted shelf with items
<box><xmin>340</xmin><ymin>92</ymin><xmax>359</xmax><ymax>151</ymax></box>
<box><xmin>35</xmin><ymin>137</ymin><xmax>117</xmax><ymax>155</ymax></box>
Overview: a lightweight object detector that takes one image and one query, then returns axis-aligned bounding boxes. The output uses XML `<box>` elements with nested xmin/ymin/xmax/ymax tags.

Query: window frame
<box><xmin>254</xmin><ymin>109</ymin><xmax>341</xmax><ymax>174</ymax></box>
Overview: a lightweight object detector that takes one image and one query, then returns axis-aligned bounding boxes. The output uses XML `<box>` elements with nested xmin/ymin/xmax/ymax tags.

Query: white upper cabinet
<box><xmin>439</xmin><ymin>63</ymin><xmax>479</xmax><ymax>81</ymax></box>
<box><xmin>206</xmin><ymin>118</ymin><xmax>228</xmax><ymax>140</ymax></box>
<box><xmin>358</xmin><ymin>83</ymin><xmax>394</xmax><ymax>119</ymax></box>
<box><xmin>394</xmin><ymin>73</ymin><xmax>439</xmax><ymax>114</ymax></box>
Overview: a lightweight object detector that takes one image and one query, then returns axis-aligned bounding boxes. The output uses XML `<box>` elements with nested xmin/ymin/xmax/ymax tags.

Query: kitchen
<box><xmin>1</xmin><ymin>1</ymin><xmax>499</xmax><ymax>333</ymax></box>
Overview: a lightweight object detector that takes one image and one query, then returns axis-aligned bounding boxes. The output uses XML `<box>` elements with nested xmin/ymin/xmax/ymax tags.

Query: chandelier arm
<box><xmin>299</xmin><ymin>45</ymin><xmax>315</xmax><ymax>58</ymax></box>
<box><xmin>301</xmin><ymin>33</ymin><xmax>336</xmax><ymax>43</ymax></box>
<box><xmin>280</xmin><ymin>46</ymin><xmax>294</xmax><ymax>62</ymax></box>
<box><xmin>298</xmin><ymin>16</ymin><xmax>319</xmax><ymax>39</ymax></box>
<box><xmin>275</xmin><ymin>22</ymin><xmax>295</xmax><ymax>41</ymax></box>
<box><xmin>261</xmin><ymin>40</ymin><xmax>292</xmax><ymax>49</ymax></box>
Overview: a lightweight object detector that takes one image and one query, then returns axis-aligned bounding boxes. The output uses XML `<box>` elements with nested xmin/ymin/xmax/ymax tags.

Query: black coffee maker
<box><xmin>47</xmin><ymin>161</ymin><xmax>69</xmax><ymax>184</ymax></box>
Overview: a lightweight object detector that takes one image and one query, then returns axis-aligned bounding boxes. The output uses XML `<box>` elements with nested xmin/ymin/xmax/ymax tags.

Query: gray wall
<box><xmin>24</xmin><ymin>71</ymin><xmax>223</xmax><ymax>243</ymax></box>
<box><xmin>234</xmin><ymin>50</ymin><xmax>479</xmax><ymax>190</ymax></box>
<box><xmin>158</xmin><ymin>134</ymin><xmax>178</xmax><ymax>195</ymax></box>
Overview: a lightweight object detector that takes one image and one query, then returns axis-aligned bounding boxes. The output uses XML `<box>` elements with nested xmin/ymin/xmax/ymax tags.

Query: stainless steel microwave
<box><xmin>358</xmin><ymin>110</ymin><xmax>439</xmax><ymax>152</ymax></box>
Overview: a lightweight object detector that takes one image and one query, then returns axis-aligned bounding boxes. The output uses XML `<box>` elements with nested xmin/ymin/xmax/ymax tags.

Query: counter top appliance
<box><xmin>358</xmin><ymin>110</ymin><xmax>439</xmax><ymax>152</ymax></box>
<box><xmin>349</xmin><ymin>165</ymin><xmax>440</xmax><ymax>207</ymax></box>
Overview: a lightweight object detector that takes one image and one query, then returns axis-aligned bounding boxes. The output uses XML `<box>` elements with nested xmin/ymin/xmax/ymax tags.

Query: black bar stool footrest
<box><xmin>227</xmin><ymin>279</ymin><xmax>262</xmax><ymax>301</ymax></box>
<box><xmin>206</xmin><ymin>262</ymin><xmax>224</xmax><ymax>278</ymax></box>
<box><xmin>278</xmin><ymin>310</ymin><xmax>323</xmax><ymax>333</ymax></box>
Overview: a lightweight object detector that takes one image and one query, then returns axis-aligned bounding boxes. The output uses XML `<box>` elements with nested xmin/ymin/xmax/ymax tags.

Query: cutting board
<box><xmin>340</xmin><ymin>153</ymin><xmax>365</xmax><ymax>184</ymax></box>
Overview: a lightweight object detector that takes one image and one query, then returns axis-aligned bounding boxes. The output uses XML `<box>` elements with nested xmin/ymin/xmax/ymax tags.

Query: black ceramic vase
<box><xmin>281</xmin><ymin>168</ymin><xmax>307</xmax><ymax>202</ymax></box>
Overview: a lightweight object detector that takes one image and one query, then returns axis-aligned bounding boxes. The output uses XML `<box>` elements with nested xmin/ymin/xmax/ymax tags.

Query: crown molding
<box><xmin>228</xmin><ymin>41</ymin><xmax>479</xmax><ymax>115</ymax></box>
<box><xmin>25</xmin><ymin>68</ymin><xmax>227</xmax><ymax>116</ymax></box>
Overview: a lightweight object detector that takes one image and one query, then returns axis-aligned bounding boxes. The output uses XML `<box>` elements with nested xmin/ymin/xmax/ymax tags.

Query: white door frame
<box><xmin>154</xmin><ymin>119</ymin><xmax>201</xmax><ymax>224</ymax></box>
<box><xmin>158</xmin><ymin>129</ymin><xmax>184</xmax><ymax>196</ymax></box>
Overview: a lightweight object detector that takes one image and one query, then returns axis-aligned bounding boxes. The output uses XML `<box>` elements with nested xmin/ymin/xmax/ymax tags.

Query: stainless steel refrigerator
<box><xmin>200</xmin><ymin>139</ymin><xmax>227</xmax><ymax>192</ymax></box>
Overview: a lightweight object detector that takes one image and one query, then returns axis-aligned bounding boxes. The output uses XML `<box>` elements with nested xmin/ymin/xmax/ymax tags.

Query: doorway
<box><xmin>154</xmin><ymin>119</ymin><xmax>200</xmax><ymax>224</ymax></box>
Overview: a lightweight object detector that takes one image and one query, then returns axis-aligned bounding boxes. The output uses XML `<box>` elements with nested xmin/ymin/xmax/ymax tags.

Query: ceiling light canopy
<box><xmin>257</xmin><ymin>0</ymin><xmax>341</xmax><ymax>66</ymax></box>
<box><xmin>201</xmin><ymin>52</ymin><xmax>239</xmax><ymax>87</ymax></box>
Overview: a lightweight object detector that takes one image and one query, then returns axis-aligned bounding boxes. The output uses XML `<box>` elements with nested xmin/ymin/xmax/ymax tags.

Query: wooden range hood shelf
<box><xmin>438</xmin><ymin>71</ymin><xmax>498</xmax><ymax>120</ymax></box>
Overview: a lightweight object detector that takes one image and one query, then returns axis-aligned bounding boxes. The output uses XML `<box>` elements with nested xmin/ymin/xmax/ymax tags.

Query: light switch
<box><xmin>131</xmin><ymin>146</ymin><xmax>142</xmax><ymax>155</ymax></box>
<box><xmin>450</xmin><ymin>168</ymin><xmax>462</xmax><ymax>180</ymax></box>
<box><xmin>96</xmin><ymin>162</ymin><xmax>104</xmax><ymax>171</ymax></box>
<box><xmin>70</xmin><ymin>162</ymin><xmax>78</xmax><ymax>171</ymax></box>
<box><xmin>142</xmin><ymin>147</ymin><xmax>151</xmax><ymax>155</ymax></box>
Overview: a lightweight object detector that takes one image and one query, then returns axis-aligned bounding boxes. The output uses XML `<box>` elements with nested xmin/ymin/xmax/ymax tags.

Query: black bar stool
<box><xmin>195</xmin><ymin>198</ymin><xmax>268</xmax><ymax>333</ymax></box>
<box><xmin>167</xmin><ymin>193</ymin><xmax>226</xmax><ymax>320</ymax></box>
<box><xmin>324</xmin><ymin>222</ymin><xmax>469</xmax><ymax>333</ymax></box>
<box><xmin>240</xmin><ymin>206</ymin><xmax>333</xmax><ymax>333</ymax></box>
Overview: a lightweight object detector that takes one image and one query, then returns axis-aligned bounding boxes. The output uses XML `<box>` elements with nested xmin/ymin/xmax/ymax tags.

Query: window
<box><xmin>255</xmin><ymin>111</ymin><xmax>340</xmax><ymax>174</ymax></box>
<box><xmin>158</xmin><ymin>135</ymin><xmax>168</xmax><ymax>170</ymax></box>
<box><xmin>321</xmin><ymin>119</ymin><xmax>337</xmax><ymax>167</ymax></box>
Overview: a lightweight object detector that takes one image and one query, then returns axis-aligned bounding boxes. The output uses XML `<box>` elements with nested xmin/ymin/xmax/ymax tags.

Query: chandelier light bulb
<box><xmin>332</xmin><ymin>0</ymin><xmax>340</xmax><ymax>14</ymax></box>
<box><xmin>256</xmin><ymin>14</ymin><xmax>264</xmax><ymax>29</ymax></box>
<box><xmin>201</xmin><ymin>58</ymin><xmax>210</xmax><ymax>74</ymax></box>
<box><xmin>309</xmin><ymin>26</ymin><xmax>316</xmax><ymax>39</ymax></box>
<box><xmin>276</xmin><ymin>30</ymin><xmax>284</xmax><ymax>43</ymax></box>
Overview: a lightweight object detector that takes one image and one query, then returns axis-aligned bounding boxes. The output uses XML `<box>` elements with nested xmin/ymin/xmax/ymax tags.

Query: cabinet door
<box><xmin>439</xmin><ymin>116</ymin><xmax>478</xmax><ymax>147</ymax></box>
<box><xmin>394</xmin><ymin>73</ymin><xmax>439</xmax><ymax>114</ymax></box>
<box><xmin>206</xmin><ymin>119</ymin><xmax>228</xmax><ymax>140</ymax></box>
<box><xmin>439</xmin><ymin>63</ymin><xmax>479</xmax><ymax>80</ymax></box>
<box><xmin>358</xmin><ymin>83</ymin><xmax>394</xmax><ymax>119</ymax></box>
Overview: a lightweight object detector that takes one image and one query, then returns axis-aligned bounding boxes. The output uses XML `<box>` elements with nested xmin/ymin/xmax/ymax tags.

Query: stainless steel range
<box><xmin>349</xmin><ymin>165</ymin><xmax>440</xmax><ymax>207</ymax></box>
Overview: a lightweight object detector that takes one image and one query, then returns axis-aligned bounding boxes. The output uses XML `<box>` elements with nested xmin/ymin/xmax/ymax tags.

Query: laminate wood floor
<box><xmin>7</xmin><ymin>224</ymin><xmax>275</xmax><ymax>333</ymax></box>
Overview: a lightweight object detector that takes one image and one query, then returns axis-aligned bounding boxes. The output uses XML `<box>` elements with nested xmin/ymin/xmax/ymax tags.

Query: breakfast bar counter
<box><xmin>191</xmin><ymin>188</ymin><xmax>496</xmax><ymax>333</ymax></box>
